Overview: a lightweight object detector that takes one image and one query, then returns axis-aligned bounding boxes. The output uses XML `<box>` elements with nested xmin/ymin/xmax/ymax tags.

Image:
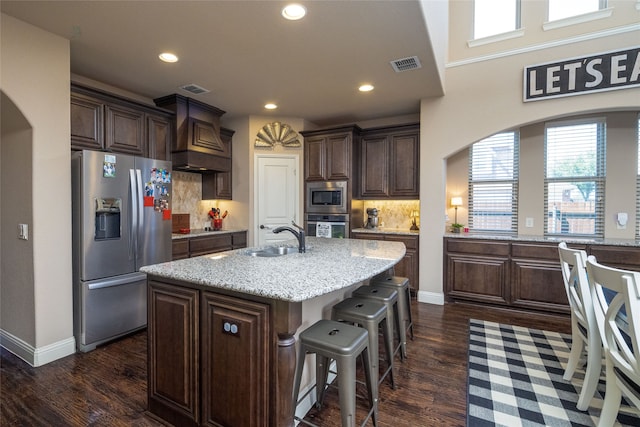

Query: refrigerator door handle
<box><xmin>129</xmin><ymin>169</ymin><xmax>138</xmax><ymax>260</ymax></box>
<box><xmin>135</xmin><ymin>169</ymin><xmax>144</xmax><ymax>254</ymax></box>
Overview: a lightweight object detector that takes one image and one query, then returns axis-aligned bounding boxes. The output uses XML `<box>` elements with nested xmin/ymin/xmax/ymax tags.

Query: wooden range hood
<box><xmin>154</xmin><ymin>94</ymin><xmax>231</xmax><ymax>173</ymax></box>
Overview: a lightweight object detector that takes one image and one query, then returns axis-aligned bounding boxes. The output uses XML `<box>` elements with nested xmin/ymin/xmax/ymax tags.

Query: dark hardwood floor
<box><xmin>0</xmin><ymin>301</ymin><xmax>570</xmax><ymax>427</ymax></box>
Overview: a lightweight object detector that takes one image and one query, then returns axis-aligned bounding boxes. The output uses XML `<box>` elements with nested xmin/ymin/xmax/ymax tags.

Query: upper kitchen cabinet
<box><xmin>202</xmin><ymin>127</ymin><xmax>234</xmax><ymax>200</ymax></box>
<box><xmin>70</xmin><ymin>83</ymin><xmax>174</xmax><ymax>159</ymax></box>
<box><xmin>154</xmin><ymin>94</ymin><xmax>231</xmax><ymax>173</ymax></box>
<box><xmin>359</xmin><ymin>123</ymin><xmax>420</xmax><ymax>199</ymax></box>
<box><xmin>301</xmin><ymin>125</ymin><xmax>361</xmax><ymax>182</ymax></box>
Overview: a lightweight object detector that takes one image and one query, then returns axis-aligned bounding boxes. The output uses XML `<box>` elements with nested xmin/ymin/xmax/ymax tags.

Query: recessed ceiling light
<box><xmin>159</xmin><ymin>52</ymin><xmax>178</xmax><ymax>63</ymax></box>
<box><xmin>282</xmin><ymin>4</ymin><xmax>306</xmax><ymax>20</ymax></box>
<box><xmin>264</xmin><ymin>103</ymin><xmax>278</xmax><ymax>110</ymax></box>
<box><xmin>359</xmin><ymin>84</ymin><xmax>374</xmax><ymax>92</ymax></box>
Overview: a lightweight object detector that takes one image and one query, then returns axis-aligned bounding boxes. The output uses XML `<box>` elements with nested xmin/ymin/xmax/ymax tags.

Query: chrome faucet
<box><xmin>273</xmin><ymin>221</ymin><xmax>306</xmax><ymax>253</ymax></box>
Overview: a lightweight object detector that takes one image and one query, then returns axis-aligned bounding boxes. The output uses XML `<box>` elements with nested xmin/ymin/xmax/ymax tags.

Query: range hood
<box><xmin>154</xmin><ymin>94</ymin><xmax>230</xmax><ymax>173</ymax></box>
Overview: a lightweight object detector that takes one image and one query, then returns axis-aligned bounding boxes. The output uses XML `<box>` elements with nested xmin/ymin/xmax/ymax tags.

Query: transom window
<box><xmin>544</xmin><ymin>119</ymin><xmax>606</xmax><ymax>237</ymax></box>
<box><xmin>473</xmin><ymin>0</ymin><xmax>520</xmax><ymax>39</ymax></box>
<box><xmin>548</xmin><ymin>0</ymin><xmax>606</xmax><ymax>21</ymax></box>
<box><xmin>468</xmin><ymin>132</ymin><xmax>519</xmax><ymax>233</ymax></box>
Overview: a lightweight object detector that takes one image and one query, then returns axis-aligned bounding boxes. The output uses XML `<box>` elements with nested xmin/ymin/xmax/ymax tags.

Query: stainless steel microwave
<box><xmin>305</xmin><ymin>181</ymin><xmax>348</xmax><ymax>214</ymax></box>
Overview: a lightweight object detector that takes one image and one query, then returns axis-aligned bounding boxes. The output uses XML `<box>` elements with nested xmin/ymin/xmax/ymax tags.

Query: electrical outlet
<box><xmin>525</xmin><ymin>217</ymin><xmax>534</xmax><ymax>228</ymax></box>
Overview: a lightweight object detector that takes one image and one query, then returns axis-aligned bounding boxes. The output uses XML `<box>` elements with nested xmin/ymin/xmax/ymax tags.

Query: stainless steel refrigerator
<box><xmin>72</xmin><ymin>150</ymin><xmax>172</xmax><ymax>352</ymax></box>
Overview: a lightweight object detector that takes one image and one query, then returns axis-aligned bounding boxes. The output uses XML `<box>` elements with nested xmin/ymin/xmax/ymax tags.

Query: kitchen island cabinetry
<box><xmin>148</xmin><ymin>281</ymin><xmax>270</xmax><ymax>427</ymax></box>
<box><xmin>301</xmin><ymin>125</ymin><xmax>360</xmax><ymax>182</ymax></box>
<box><xmin>359</xmin><ymin>123</ymin><xmax>420</xmax><ymax>199</ymax></box>
<box><xmin>352</xmin><ymin>230</ymin><xmax>419</xmax><ymax>294</ymax></box>
<box><xmin>70</xmin><ymin>83</ymin><xmax>173</xmax><ymax>159</ymax></box>
<box><xmin>142</xmin><ymin>237</ymin><xmax>405</xmax><ymax>427</ymax></box>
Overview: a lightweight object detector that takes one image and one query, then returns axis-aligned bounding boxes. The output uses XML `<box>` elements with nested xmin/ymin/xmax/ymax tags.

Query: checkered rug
<box><xmin>467</xmin><ymin>319</ymin><xmax>639</xmax><ymax>427</ymax></box>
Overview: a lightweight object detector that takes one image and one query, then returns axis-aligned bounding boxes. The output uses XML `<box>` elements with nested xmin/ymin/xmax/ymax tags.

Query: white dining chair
<box><xmin>585</xmin><ymin>256</ymin><xmax>640</xmax><ymax>427</ymax></box>
<box><xmin>558</xmin><ymin>242</ymin><xmax>602</xmax><ymax>411</ymax></box>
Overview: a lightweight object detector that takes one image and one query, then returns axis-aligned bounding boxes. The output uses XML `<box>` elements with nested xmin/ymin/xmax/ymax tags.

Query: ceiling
<box><xmin>1</xmin><ymin>1</ymin><xmax>444</xmax><ymax>127</ymax></box>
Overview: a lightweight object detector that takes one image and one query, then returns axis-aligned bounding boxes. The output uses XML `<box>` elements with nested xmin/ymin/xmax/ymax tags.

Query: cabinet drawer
<box><xmin>172</xmin><ymin>239</ymin><xmax>189</xmax><ymax>260</ymax></box>
<box><xmin>231</xmin><ymin>232</ymin><xmax>247</xmax><ymax>249</ymax></box>
<box><xmin>512</xmin><ymin>243</ymin><xmax>561</xmax><ymax>261</ymax></box>
<box><xmin>189</xmin><ymin>234</ymin><xmax>233</xmax><ymax>257</ymax></box>
<box><xmin>589</xmin><ymin>245</ymin><xmax>640</xmax><ymax>271</ymax></box>
<box><xmin>446</xmin><ymin>239</ymin><xmax>510</xmax><ymax>256</ymax></box>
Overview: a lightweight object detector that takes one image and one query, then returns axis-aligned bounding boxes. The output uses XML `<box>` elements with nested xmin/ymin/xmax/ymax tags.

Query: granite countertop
<box><xmin>443</xmin><ymin>232</ymin><xmax>640</xmax><ymax>247</ymax></box>
<box><xmin>141</xmin><ymin>237</ymin><xmax>406</xmax><ymax>302</ymax></box>
<box><xmin>172</xmin><ymin>228</ymin><xmax>248</xmax><ymax>240</ymax></box>
<box><xmin>352</xmin><ymin>227</ymin><xmax>419</xmax><ymax>236</ymax></box>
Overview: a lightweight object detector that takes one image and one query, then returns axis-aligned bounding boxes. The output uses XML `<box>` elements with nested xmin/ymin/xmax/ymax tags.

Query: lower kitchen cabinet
<box><xmin>201</xmin><ymin>293</ymin><xmax>269</xmax><ymax>427</ymax></box>
<box><xmin>172</xmin><ymin>231</ymin><xmax>247</xmax><ymax>260</ymax></box>
<box><xmin>353</xmin><ymin>232</ymin><xmax>419</xmax><ymax>294</ymax></box>
<box><xmin>444</xmin><ymin>237</ymin><xmax>597</xmax><ymax>315</ymax></box>
<box><xmin>148</xmin><ymin>282</ymin><xmax>200</xmax><ymax>426</ymax></box>
<box><xmin>148</xmin><ymin>281</ymin><xmax>271</xmax><ymax>427</ymax></box>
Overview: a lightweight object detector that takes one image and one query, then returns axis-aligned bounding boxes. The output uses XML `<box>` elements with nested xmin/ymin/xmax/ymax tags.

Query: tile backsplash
<box><xmin>359</xmin><ymin>200</ymin><xmax>420</xmax><ymax>230</ymax></box>
<box><xmin>172</xmin><ymin>171</ymin><xmax>218</xmax><ymax>230</ymax></box>
<box><xmin>173</xmin><ymin>170</ymin><xmax>420</xmax><ymax>232</ymax></box>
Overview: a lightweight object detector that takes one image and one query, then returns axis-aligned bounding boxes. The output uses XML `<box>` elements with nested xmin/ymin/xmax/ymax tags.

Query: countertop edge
<box><xmin>172</xmin><ymin>228</ymin><xmax>248</xmax><ymax>239</ymax></box>
<box><xmin>443</xmin><ymin>232</ymin><xmax>640</xmax><ymax>247</ymax></box>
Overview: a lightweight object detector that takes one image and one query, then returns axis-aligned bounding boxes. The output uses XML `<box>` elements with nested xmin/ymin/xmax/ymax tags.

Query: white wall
<box><xmin>418</xmin><ymin>11</ymin><xmax>640</xmax><ymax>304</ymax></box>
<box><xmin>0</xmin><ymin>13</ymin><xmax>74</xmax><ymax>365</ymax></box>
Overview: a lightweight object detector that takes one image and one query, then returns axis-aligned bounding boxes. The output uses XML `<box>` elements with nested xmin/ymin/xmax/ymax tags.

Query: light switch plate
<box><xmin>18</xmin><ymin>223</ymin><xmax>28</xmax><ymax>240</ymax></box>
<box><xmin>525</xmin><ymin>217</ymin><xmax>534</xmax><ymax>228</ymax></box>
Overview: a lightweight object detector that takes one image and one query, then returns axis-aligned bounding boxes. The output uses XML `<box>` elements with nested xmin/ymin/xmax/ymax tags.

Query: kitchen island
<box><xmin>140</xmin><ymin>237</ymin><xmax>405</xmax><ymax>427</ymax></box>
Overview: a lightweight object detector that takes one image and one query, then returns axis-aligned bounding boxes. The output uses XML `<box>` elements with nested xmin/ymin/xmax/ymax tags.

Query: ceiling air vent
<box><xmin>390</xmin><ymin>56</ymin><xmax>422</xmax><ymax>73</ymax></box>
<box><xmin>180</xmin><ymin>83</ymin><xmax>210</xmax><ymax>95</ymax></box>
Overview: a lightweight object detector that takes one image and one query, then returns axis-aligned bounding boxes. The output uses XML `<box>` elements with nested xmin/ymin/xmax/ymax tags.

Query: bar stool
<box><xmin>370</xmin><ymin>276</ymin><xmax>414</xmax><ymax>359</ymax></box>
<box><xmin>292</xmin><ymin>319</ymin><xmax>377</xmax><ymax>427</ymax></box>
<box><xmin>332</xmin><ymin>297</ymin><xmax>395</xmax><ymax>391</ymax></box>
<box><xmin>352</xmin><ymin>285</ymin><xmax>404</xmax><ymax>362</ymax></box>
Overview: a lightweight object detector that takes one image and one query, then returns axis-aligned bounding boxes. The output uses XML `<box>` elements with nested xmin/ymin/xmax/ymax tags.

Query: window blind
<box><xmin>544</xmin><ymin>119</ymin><xmax>605</xmax><ymax>238</ymax></box>
<box><xmin>468</xmin><ymin>132</ymin><xmax>519</xmax><ymax>233</ymax></box>
<box><xmin>636</xmin><ymin>115</ymin><xmax>640</xmax><ymax>238</ymax></box>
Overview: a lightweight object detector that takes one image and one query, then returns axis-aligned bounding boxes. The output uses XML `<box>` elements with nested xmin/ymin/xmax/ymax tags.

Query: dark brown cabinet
<box><xmin>172</xmin><ymin>232</ymin><xmax>248</xmax><ymax>260</ymax></box>
<box><xmin>353</xmin><ymin>232</ymin><xmax>419</xmax><ymax>294</ymax></box>
<box><xmin>443</xmin><ymin>237</ymin><xmax>601</xmax><ymax>315</ymax></box>
<box><xmin>70</xmin><ymin>83</ymin><xmax>174</xmax><ymax>160</ymax></box>
<box><xmin>104</xmin><ymin>103</ymin><xmax>145</xmax><ymax>155</ymax></box>
<box><xmin>148</xmin><ymin>281</ymin><xmax>270</xmax><ymax>427</ymax></box>
<box><xmin>202</xmin><ymin>127</ymin><xmax>234</xmax><ymax>200</ymax></box>
<box><xmin>359</xmin><ymin>123</ymin><xmax>420</xmax><ymax>199</ymax></box>
<box><xmin>70</xmin><ymin>92</ymin><xmax>104</xmax><ymax>151</ymax></box>
<box><xmin>148</xmin><ymin>282</ymin><xmax>200</xmax><ymax>426</ymax></box>
<box><xmin>301</xmin><ymin>125</ymin><xmax>360</xmax><ymax>182</ymax></box>
<box><xmin>201</xmin><ymin>293</ymin><xmax>269</xmax><ymax>427</ymax></box>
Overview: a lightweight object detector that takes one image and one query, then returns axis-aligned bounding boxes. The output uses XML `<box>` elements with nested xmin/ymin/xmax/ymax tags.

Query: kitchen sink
<box><xmin>245</xmin><ymin>246</ymin><xmax>299</xmax><ymax>257</ymax></box>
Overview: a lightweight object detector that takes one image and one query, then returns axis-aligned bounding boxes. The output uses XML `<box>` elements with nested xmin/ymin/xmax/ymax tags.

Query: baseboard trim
<box><xmin>0</xmin><ymin>329</ymin><xmax>76</xmax><ymax>367</ymax></box>
<box><xmin>417</xmin><ymin>291</ymin><xmax>444</xmax><ymax>305</ymax></box>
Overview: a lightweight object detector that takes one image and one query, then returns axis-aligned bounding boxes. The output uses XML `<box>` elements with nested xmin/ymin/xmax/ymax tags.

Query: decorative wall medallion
<box><xmin>255</xmin><ymin>122</ymin><xmax>301</xmax><ymax>147</ymax></box>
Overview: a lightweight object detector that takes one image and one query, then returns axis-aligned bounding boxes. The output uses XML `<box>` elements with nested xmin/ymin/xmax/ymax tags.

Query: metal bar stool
<box><xmin>332</xmin><ymin>297</ymin><xmax>395</xmax><ymax>391</ymax></box>
<box><xmin>370</xmin><ymin>275</ymin><xmax>414</xmax><ymax>359</ymax></box>
<box><xmin>292</xmin><ymin>319</ymin><xmax>378</xmax><ymax>427</ymax></box>
<box><xmin>351</xmin><ymin>285</ymin><xmax>404</xmax><ymax>363</ymax></box>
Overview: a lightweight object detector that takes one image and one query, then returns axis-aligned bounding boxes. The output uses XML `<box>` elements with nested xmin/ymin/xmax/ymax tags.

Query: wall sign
<box><xmin>524</xmin><ymin>46</ymin><xmax>640</xmax><ymax>102</ymax></box>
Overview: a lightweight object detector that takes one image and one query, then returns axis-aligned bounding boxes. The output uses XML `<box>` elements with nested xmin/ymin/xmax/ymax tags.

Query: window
<box><xmin>544</xmin><ymin>119</ymin><xmax>606</xmax><ymax>237</ymax></box>
<box><xmin>548</xmin><ymin>0</ymin><xmax>605</xmax><ymax>21</ymax></box>
<box><xmin>636</xmin><ymin>115</ymin><xmax>640</xmax><ymax>238</ymax></box>
<box><xmin>474</xmin><ymin>0</ymin><xmax>520</xmax><ymax>39</ymax></box>
<box><xmin>468</xmin><ymin>132</ymin><xmax>519</xmax><ymax>233</ymax></box>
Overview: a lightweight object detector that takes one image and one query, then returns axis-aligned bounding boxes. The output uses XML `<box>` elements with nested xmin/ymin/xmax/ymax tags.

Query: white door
<box><xmin>255</xmin><ymin>155</ymin><xmax>299</xmax><ymax>246</ymax></box>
